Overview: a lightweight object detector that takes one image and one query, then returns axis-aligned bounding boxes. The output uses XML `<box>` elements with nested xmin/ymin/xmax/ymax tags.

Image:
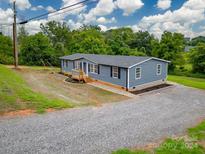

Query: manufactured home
<box><xmin>60</xmin><ymin>53</ymin><xmax>170</xmax><ymax>91</ymax></box>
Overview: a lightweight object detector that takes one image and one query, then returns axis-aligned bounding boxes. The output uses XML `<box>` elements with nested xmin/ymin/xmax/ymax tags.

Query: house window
<box><xmin>90</xmin><ymin>64</ymin><xmax>98</xmax><ymax>74</ymax></box>
<box><xmin>112</xmin><ymin>66</ymin><xmax>118</xmax><ymax>78</ymax></box>
<box><xmin>157</xmin><ymin>64</ymin><xmax>162</xmax><ymax>75</ymax></box>
<box><xmin>135</xmin><ymin>67</ymin><xmax>141</xmax><ymax>79</ymax></box>
<box><xmin>74</xmin><ymin>61</ymin><xmax>81</xmax><ymax>70</ymax></box>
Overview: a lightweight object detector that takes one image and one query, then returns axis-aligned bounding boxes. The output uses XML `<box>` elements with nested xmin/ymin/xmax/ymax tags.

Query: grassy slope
<box><xmin>0</xmin><ymin>65</ymin><xmax>72</xmax><ymax>114</ymax></box>
<box><xmin>168</xmin><ymin>75</ymin><xmax>205</xmax><ymax>90</ymax></box>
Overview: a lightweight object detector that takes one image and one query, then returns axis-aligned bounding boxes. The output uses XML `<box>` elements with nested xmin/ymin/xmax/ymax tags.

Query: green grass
<box><xmin>188</xmin><ymin>121</ymin><xmax>205</xmax><ymax>141</ymax></box>
<box><xmin>168</xmin><ymin>75</ymin><xmax>205</xmax><ymax>90</ymax></box>
<box><xmin>155</xmin><ymin>139</ymin><xmax>205</xmax><ymax>154</ymax></box>
<box><xmin>112</xmin><ymin>139</ymin><xmax>205</xmax><ymax>154</ymax></box>
<box><xmin>0</xmin><ymin>65</ymin><xmax>73</xmax><ymax>114</ymax></box>
<box><xmin>112</xmin><ymin>149</ymin><xmax>149</xmax><ymax>154</ymax></box>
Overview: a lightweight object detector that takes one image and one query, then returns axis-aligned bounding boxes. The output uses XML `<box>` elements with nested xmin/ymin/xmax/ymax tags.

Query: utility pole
<box><xmin>13</xmin><ymin>0</ymin><xmax>18</xmax><ymax>68</ymax></box>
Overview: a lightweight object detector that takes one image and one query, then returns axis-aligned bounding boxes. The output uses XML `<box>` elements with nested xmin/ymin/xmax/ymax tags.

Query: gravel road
<box><xmin>0</xmin><ymin>85</ymin><xmax>205</xmax><ymax>154</ymax></box>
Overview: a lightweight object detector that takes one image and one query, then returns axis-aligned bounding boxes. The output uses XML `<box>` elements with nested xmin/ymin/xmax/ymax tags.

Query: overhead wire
<box><xmin>18</xmin><ymin>0</ymin><xmax>99</xmax><ymax>24</ymax></box>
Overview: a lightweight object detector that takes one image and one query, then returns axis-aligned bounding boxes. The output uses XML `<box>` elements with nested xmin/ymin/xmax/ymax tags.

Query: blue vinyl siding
<box><xmin>88</xmin><ymin>64</ymin><xmax>127</xmax><ymax>87</ymax></box>
<box><xmin>61</xmin><ymin>60</ymin><xmax>73</xmax><ymax>72</ymax></box>
<box><xmin>128</xmin><ymin>59</ymin><xmax>168</xmax><ymax>88</ymax></box>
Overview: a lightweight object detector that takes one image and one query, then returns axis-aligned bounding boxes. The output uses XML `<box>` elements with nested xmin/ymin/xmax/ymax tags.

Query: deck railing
<box><xmin>71</xmin><ymin>69</ymin><xmax>84</xmax><ymax>81</ymax></box>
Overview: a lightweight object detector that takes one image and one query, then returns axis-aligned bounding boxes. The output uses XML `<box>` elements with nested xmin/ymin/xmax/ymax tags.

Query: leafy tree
<box><xmin>118</xmin><ymin>47</ymin><xmax>146</xmax><ymax>56</ymax></box>
<box><xmin>69</xmin><ymin>26</ymin><xmax>110</xmax><ymax>54</ymax></box>
<box><xmin>130</xmin><ymin>31</ymin><xmax>156</xmax><ymax>56</ymax></box>
<box><xmin>151</xmin><ymin>31</ymin><xmax>185</xmax><ymax>71</ymax></box>
<box><xmin>0</xmin><ymin>34</ymin><xmax>13</xmax><ymax>64</ymax></box>
<box><xmin>40</xmin><ymin>21</ymin><xmax>71</xmax><ymax>56</ymax></box>
<box><xmin>18</xmin><ymin>26</ymin><xmax>28</xmax><ymax>45</ymax></box>
<box><xmin>20</xmin><ymin>32</ymin><xmax>55</xmax><ymax>66</ymax></box>
<box><xmin>189</xmin><ymin>36</ymin><xmax>205</xmax><ymax>46</ymax></box>
<box><xmin>104</xmin><ymin>28</ymin><xmax>135</xmax><ymax>55</ymax></box>
<box><xmin>190</xmin><ymin>43</ymin><xmax>205</xmax><ymax>73</ymax></box>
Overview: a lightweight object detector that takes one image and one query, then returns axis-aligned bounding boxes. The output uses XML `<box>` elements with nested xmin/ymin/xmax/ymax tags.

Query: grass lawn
<box><xmin>168</xmin><ymin>75</ymin><xmax>205</xmax><ymax>90</ymax></box>
<box><xmin>188</xmin><ymin>121</ymin><xmax>205</xmax><ymax>140</ymax></box>
<box><xmin>0</xmin><ymin>65</ymin><xmax>73</xmax><ymax>114</ymax></box>
<box><xmin>113</xmin><ymin>120</ymin><xmax>205</xmax><ymax>154</ymax></box>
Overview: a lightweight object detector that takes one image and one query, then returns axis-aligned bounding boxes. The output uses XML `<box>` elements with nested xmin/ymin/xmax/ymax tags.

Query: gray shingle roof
<box><xmin>60</xmin><ymin>53</ymin><xmax>169</xmax><ymax>68</ymax></box>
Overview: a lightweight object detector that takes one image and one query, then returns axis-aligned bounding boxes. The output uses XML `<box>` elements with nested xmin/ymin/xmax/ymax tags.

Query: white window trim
<box><xmin>135</xmin><ymin>67</ymin><xmax>141</xmax><ymax>80</ymax></box>
<box><xmin>75</xmin><ymin>61</ymin><xmax>81</xmax><ymax>70</ymax></box>
<box><xmin>112</xmin><ymin>66</ymin><xmax>119</xmax><ymax>78</ymax></box>
<box><xmin>156</xmin><ymin>64</ymin><xmax>162</xmax><ymax>75</ymax></box>
<box><xmin>90</xmin><ymin>64</ymin><xmax>98</xmax><ymax>74</ymax></box>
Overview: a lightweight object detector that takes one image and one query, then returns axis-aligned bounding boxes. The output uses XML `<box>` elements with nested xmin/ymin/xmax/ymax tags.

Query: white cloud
<box><xmin>31</xmin><ymin>5</ymin><xmax>44</xmax><ymax>11</ymax></box>
<box><xmin>48</xmin><ymin>0</ymin><xmax>87</xmax><ymax>22</ymax></box>
<box><xmin>9</xmin><ymin>0</ymin><xmax>31</xmax><ymax>10</ymax></box>
<box><xmin>46</xmin><ymin>6</ymin><xmax>56</xmax><ymax>12</ymax></box>
<box><xmin>24</xmin><ymin>19</ymin><xmax>47</xmax><ymax>34</ymax></box>
<box><xmin>98</xmin><ymin>24</ymin><xmax>108</xmax><ymax>31</ymax></box>
<box><xmin>0</xmin><ymin>8</ymin><xmax>13</xmax><ymax>25</ymax></box>
<box><xmin>96</xmin><ymin>17</ymin><xmax>116</xmax><ymax>24</ymax></box>
<box><xmin>83</xmin><ymin>0</ymin><xmax>116</xmax><ymax>24</ymax></box>
<box><xmin>157</xmin><ymin>0</ymin><xmax>172</xmax><ymax>10</ymax></box>
<box><xmin>67</xmin><ymin>19</ymin><xmax>82</xmax><ymax>30</ymax></box>
<box><xmin>98</xmin><ymin>24</ymin><xmax>118</xmax><ymax>31</ymax></box>
<box><xmin>62</xmin><ymin>0</ymin><xmax>87</xmax><ymax>15</ymax></box>
<box><xmin>115</xmin><ymin>0</ymin><xmax>144</xmax><ymax>16</ymax></box>
<box><xmin>136</xmin><ymin>0</ymin><xmax>205</xmax><ymax>38</ymax></box>
<box><xmin>130</xmin><ymin>25</ymin><xmax>142</xmax><ymax>32</ymax></box>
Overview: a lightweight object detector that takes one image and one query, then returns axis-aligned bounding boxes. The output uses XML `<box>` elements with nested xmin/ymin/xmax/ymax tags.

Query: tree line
<box><xmin>0</xmin><ymin>21</ymin><xmax>204</xmax><ymax>74</ymax></box>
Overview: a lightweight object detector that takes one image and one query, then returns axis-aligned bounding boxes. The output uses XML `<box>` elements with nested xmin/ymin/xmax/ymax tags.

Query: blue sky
<box><xmin>0</xmin><ymin>0</ymin><xmax>205</xmax><ymax>38</ymax></box>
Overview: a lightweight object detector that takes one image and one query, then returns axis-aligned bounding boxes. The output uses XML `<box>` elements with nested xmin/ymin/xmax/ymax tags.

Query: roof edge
<box><xmin>128</xmin><ymin>57</ymin><xmax>170</xmax><ymax>69</ymax></box>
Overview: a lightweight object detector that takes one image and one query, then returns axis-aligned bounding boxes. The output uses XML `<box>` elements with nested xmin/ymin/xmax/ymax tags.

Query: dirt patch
<box><xmin>14</xmin><ymin>67</ymin><xmax>128</xmax><ymax>107</ymax></box>
<box><xmin>0</xmin><ymin>108</ymin><xmax>57</xmax><ymax>118</ymax></box>
<box><xmin>1</xmin><ymin>109</ymin><xmax>34</xmax><ymax>117</ymax></box>
<box><xmin>131</xmin><ymin>84</ymin><xmax>172</xmax><ymax>95</ymax></box>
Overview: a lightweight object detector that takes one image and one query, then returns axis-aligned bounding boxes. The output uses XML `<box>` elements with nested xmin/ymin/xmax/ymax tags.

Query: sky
<box><xmin>0</xmin><ymin>0</ymin><xmax>205</xmax><ymax>38</ymax></box>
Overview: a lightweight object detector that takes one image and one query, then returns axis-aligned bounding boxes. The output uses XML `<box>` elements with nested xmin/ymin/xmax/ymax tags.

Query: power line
<box><xmin>19</xmin><ymin>0</ymin><xmax>98</xmax><ymax>24</ymax></box>
<box><xmin>36</xmin><ymin>0</ymin><xmax>98</xmax><ymax>21</ymax></box>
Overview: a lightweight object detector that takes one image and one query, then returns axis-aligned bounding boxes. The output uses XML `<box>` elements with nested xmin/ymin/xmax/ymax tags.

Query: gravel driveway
<box><xmin>0</xmin><ymin>85</ymin><xmax>205</xmax><ymax>154</ymax></box>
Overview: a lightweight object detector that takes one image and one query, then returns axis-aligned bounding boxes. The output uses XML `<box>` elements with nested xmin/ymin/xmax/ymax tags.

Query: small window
<box><xmin>157</xmin><ymin>64</ymin><xmax>162</xmax><ymax>75</ymax></box>
<box><xmin>75</xmin><ymin>61</ymin><xmax>81</xmax><ymax>70</ymax></box>
<box><xmin>135</xmin><ymin>67</ymin><xmax>141</xmax><ymax>79</ymax></box>
<box><xmin>112</xmin><ymin>66</ymin><xmax>118</xmax><ymax>78</ymax></box>
<box><xmin>90</xmin><ymin>64</ymin><xmax>98</xmax><ymax>74</ymax></box>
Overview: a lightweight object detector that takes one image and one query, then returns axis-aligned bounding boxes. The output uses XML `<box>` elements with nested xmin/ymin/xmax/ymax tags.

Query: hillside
<box><xmin>0</xmin><ymin>65</ymin><xmax>72</xmax><ymax>115</ymax></box>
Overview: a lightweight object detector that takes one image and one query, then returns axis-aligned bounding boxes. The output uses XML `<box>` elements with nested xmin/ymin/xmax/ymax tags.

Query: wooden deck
<box><xmin>71</xmin><ymin>69</ymin><xmax>93</xmax><ymax>83</ymax></box>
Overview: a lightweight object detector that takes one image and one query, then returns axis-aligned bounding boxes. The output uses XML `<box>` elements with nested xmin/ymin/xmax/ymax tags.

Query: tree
<box><xmin>104</xmin><ymin>28</ymin><xmax>135</xmax><ymax>55</ymax></box>
<box><xmin>189</xmin><ymin>36</ymin><xmax>205</xmax><ymax>46</ymax></box>
<box><xmin>18</xmin><ymin>26</ymin><xmax>28</xmax><ymax>45</ymax></box>
<box><xmin>0</xmin><ymin>34</ymin><xmax>13</xmax><ymax>64</ymax></box>
<box><xmin>190</xmin><ymin>43</ymin><xmax>205</xmax><ymax>73</ymax></box>
<box><xmin>20</xmin><ymin>32</ymin><xmax>55</xmax><ymax>66</ymax></box>
<box><xmin>69</xmin><ymin>26</ymin><xmax>110</xmax><ymax>54</ymax></box>
<box><xmin>130</xmin><ymin>31</ymin><xmax>156</xmax><ymax>56</ymax></box>
<box><xmin>151</xmin><ymin>31</ymin><xmax>185</xmax><ymax>71</ymax></box>
<box><xmin>40</xmin><ymin>21</ymin><xmax>70</xmax><ymax>46</ymax></box>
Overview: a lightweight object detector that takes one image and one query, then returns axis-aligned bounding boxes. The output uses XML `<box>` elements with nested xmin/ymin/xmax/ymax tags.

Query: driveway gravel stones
<box><xmin>0</xmin><ymin>85</ymin><xmax>205</xmax><ymax>154</ymax></box>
